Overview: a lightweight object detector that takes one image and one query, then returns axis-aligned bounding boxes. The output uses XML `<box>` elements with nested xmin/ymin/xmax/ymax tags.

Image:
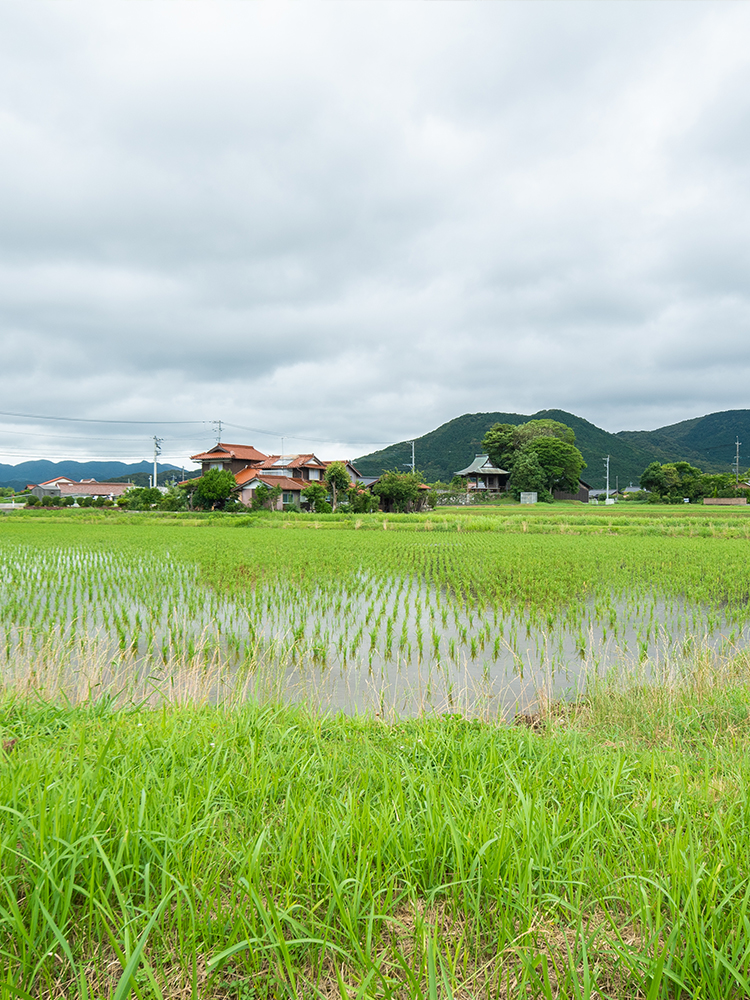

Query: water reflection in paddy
<box><xmin>1</xmin><ymin>546</ymin><xmax>748</xmax><ymax>717</ymax></box>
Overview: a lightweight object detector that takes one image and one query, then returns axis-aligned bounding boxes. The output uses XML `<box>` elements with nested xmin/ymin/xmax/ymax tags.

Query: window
<box><xmin>308</xmin><ymin>469</ymin><xmax>320</xmax><ymax>480</ymax></box>
<box><xmin>282</xmin><ymin>492</ymin><xmax>295</xmax><ymax>504</ymax></box>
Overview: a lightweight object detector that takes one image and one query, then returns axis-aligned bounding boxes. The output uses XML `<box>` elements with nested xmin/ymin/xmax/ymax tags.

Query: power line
<box><xmin>0</xmin><ymin>410</ymin><xmax>211</xmax><ymax>426</ymax></box>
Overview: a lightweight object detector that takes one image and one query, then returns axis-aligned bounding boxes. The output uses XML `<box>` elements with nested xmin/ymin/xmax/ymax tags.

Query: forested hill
<box><xmin>615</xmin><ymin>410</ymin><xmax>750</xmax><ymax>476</ymax></box>
<box><xmin>354</xmin><ymin>409</ymin><xmax>750</xmax><ymax>488</ymax></box>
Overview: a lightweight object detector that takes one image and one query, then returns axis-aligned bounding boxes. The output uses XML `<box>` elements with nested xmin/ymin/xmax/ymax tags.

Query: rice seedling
<box><xmin>2</xmin><ymin>515</ymin><xmax>750</xmax><ymax>718</ymax></box>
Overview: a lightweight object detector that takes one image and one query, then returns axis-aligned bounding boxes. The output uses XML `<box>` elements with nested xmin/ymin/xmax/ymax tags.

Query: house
<box><xmin>554</xmin><ymin>479</ymin><xmax>591</xmax><ymax>503</ymax></box>
<box><xmin>234</xmin><ymin>457</ymin><xmax>367</xmax><ymax>509</ymax></box>
<box><xmin>30</xmin><ymin>478</ymin><xmax>132</xmax><ymax>501</ymax></box>
<box><xmin>235</xmin><ymin>468</ymin><xmax>305</xmax><ymax>509</ymax></box>
<box><xmin>255</xmin><ymin>454</ymin><xmax>328</xmax><ymax>482</ymax></box>
<box><xmin>454</xmin><ymin>455</ymin><xmax>510</xmax><ymax>492</ymax></box>
<box><xmin>190</xmin><ymin>442</ymin><xmax>267</xmax><ymax>476</ymax></box>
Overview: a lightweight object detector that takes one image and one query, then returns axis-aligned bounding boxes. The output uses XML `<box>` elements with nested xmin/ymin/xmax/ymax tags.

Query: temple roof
<box><xmin>454</xmin><ymin>454</ymin><xmax>508</xmax><ymax>476</ymax></box>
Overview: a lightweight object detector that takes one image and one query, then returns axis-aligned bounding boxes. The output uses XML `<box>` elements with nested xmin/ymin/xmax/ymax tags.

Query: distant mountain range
<box><xmin>0</xmin><ymin>460</ymin><xmax>191</xmax><ymax>492</ymax></box>
<box><xmin>353</xmin><ymin>409</ymin><xmax>750</xmax><ymax>488</ymax></box>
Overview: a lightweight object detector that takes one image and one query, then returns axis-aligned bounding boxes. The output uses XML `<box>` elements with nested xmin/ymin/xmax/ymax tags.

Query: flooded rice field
<box><xmin>2</xmin><ymin>541</ymin><xmax>748</xmax><ymax>717</ymax></box>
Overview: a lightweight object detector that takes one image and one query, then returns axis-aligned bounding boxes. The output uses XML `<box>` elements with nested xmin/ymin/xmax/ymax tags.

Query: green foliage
<box><xmin>158</xmin><ymin>486</ymin><xmax>188</xmax><ymax>511</ymax></box>
<box><xmin>524</xmin><ymin>436</ymin><xmax>586</xmax><ymax>493</ymax></box>
<box><xmin>507</xmin><ymin>450</ymin><xmax>546</xmax><ymax>499</ymax></box>
<box><xmin>24</xmin><ymin>495</ymin><xmax>40</xmax><ymax>507</ymax></box>
<box><xmin>122</xmin><ymin>486</ymin><xmax>163</xmax><ymax>510</ymax></box>
<box><xmin>323</xmin><ymin>462</ymin><xmax>351</xmax><ymax>512</ymax></box>
<box><xmin>300</xmin><ymin>482</ymin><xmax>330</xmax><ymax>513</ymax></box>
<box><xmin>338</xmin><ymin>484</ymin><xmax>379</xmax><ymax>514</ymax></box>
<box><xmin>371</xmin><ymin>469</ymin><xmax>425</xmax><ymax>512</ymax></box>
<box><xmin>0</xmin><ymin>487</ymin><xmax>14</xmax><ymax>497</ymax></box>
<box><xmin>251</xmin><ymin>483</ymin><xmax>283</xmax><ymax>511</ymax></box>
<box><xmin>483</xmin><ymin>418</ymin><xmax>585</xmax><ymax>499</ymax></box>
<box><xmin>639</xmin><ymin>461</ymin><xmax>745</xmax><ymax>502</ymax></box>
<box><xmin>192</xmin><ymin>469</ymin><xmax>237</xmax><ymax>510</ymax></box>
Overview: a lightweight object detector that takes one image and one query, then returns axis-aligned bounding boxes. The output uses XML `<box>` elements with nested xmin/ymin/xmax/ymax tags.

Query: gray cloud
<box><xmin>1</xmin><ymin>1</ymin><xmax>750</xmax><ymax>468</ymax></box>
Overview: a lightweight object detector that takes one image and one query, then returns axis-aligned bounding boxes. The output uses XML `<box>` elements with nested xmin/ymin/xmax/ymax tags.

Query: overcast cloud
<box><xmin>1</xmin><ymin>1</ymin><xmax>749</xmax><ymax>467</ymax></box>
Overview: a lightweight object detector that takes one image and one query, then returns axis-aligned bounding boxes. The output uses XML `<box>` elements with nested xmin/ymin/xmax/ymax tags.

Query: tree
<box><xmin>640</xmin><ymin>461</ymin><xmax>667</xmax><ymax>496</ymax></box>
<box><xmin>159</xmin><ymin>486</ymin><xmax>188</xmax><ymax>511</ymax></box>
<box><xmin>344</xmin><ymin>484</ymin><xmax>379</xmax><ymax>513</ymax></box>
<box><xmin>371</xmin><ymin>470</ymin><xmax>424</xmax><ymax>513</ymax></box>
<box><xmin>507</xmin><ymin>451</ymin><xmax>547</xmax><ymax>500</ymax></box>
<box><xmin>482</xmin><ymin>423</ymin><xmax>517</xmax><ymax>471</ymax></box>
<box><xmin>302</xmin><ymin>482</ymin><xmax>332</xmax><ymax>513</ymax></box>
<box><xmin>640</xmin><ymin>461</ymin><xmax>705</xmax><ymax>502</ymax></box>
<box><xmin>483</xmin><ymin>419</ymin><xmax>579</xmax><ymax>475</ymax></box>
<box><xmin>251</xmin><ymin>483</ymin><xmax>283</xmax><ymax>511</ymax></box>
<box><xmin>192</xmin><ymin>469</ymin><xmax>237</xmax><ymax>510</ymax></box>
<box><xmin>524</xmin><ymin>437</ymin><xmax>586</xmax><ymax>494</ymax></box>
<box><xmin>324</xmin><ymin>462</ymin><xmax>351</xmax><ymax>512</ymax></box>
<box><xmin>122</xmin><ymin>486</ymin><xmax>163</xmax><ymax>510</ymax></box>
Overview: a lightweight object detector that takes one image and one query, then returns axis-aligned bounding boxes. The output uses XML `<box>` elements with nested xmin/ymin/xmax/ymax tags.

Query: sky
<box><xmin>1</xmin><ymin>1</ymin><xmax>750</xmax><ymax>469</ymax></box>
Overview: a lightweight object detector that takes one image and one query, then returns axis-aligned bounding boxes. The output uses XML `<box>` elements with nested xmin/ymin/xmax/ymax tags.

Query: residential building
<box><xmin>255</xmin><ymin>454</ymin><xmax>328</xmax><ymax>482</ymax></box>
<box><xmin>235</xmin><ymin>469</ymin><xmax>305</xmax><ymax>509</ymax></box>
<box><xmin>30</xmin><ymin>478</ymin><xmax>132</xmax><ymax>501</ymax></box>
<box><xmin>190</xmin><ymin>442</ymin><xmax>267</xmax><ymax>476</ymax></box>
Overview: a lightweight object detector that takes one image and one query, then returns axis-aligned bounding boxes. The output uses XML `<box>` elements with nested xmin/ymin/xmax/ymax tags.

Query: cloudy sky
<box><xmin>1</xmin><ymin>1</ymin><xmax>749</xmax><ymax>468</ymax></box>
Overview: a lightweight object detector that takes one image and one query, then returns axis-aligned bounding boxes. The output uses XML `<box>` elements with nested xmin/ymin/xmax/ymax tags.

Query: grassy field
<box><xmin>1</xmin><ymin>505</ymin><xmax>750</xmax><ymax>997</ymax></box>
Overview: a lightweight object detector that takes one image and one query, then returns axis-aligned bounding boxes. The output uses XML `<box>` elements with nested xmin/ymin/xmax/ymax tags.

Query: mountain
<box><xmin>616</xmin><ymin>410</ymin><xmax>750</xmax><ymax>474</ymax></box>
<box><xmin>354</xmin><ymin>409</ymin><xmax>750</xmax><ymax>488</ymax></box>
<box><xmin>0</xmin><ymin>460</ymin><xmax>187</xmax><ymax>493</ymax></box>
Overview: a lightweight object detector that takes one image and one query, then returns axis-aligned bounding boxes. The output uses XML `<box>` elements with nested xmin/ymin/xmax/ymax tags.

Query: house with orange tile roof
<box><xmin>235</xmin><ymin>468</ymin><xmax>306</xmax><ymax>510</ymax></box>
<box><xmin>254</xmin><ymin>454</ymin><xmax>328</xmax><ymax>482</ymax></box>
<box><xmin>190</xmin><ymin>442</ymin><xmax>267</xmax><ymax>476</ymax></box>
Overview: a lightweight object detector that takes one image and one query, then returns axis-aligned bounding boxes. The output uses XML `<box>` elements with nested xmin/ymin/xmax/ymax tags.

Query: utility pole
<box><xmin>402</xmin><ymin>440</ymin><xmax>415</xmax><ymax>475</ymax></box>
<box><xmin>153</xmin><ymin>436</ymin><xmax>163</xmax><ymax>490</ymax></box>
<box><xmin>603</xmin><ymin>455</ymin><xmax>610</xmax><ymax>501</ymax></box>
<box><xmin>212</xmin><ymin>420</ymin><xmax>222</xmax><ymax>443</ymax></box>
<box><xmin>735</xmin><ymin>436</ymin><xmax>741</xmax><ymax>485</ymax></box>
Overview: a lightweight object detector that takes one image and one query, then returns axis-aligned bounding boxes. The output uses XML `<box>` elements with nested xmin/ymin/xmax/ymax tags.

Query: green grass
<box><xmin>1</xmin><ymin>676</ymin><xmax>750</xmax><ymax>998</ymax></box>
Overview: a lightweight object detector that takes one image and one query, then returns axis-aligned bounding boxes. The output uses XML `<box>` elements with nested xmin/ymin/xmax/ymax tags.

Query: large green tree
<box><xmin>507</xmin><ymin>451</ymin><xmax>548</xmax><ymax>500</ymax></box>
<box><xmin>483</xmin><ymin>418</ymin><xmax>578</xmax><ymax>472</ymax></box>
<box><xmin>192</xmin><ymin>469</ymin><xmax>237</xmax><ymax>510</ymax></box>
<box><xmin>483</xmin><ymin>418</ymin><xmax>585</xmax><ymax>498</ymax></box>
<box><xmin>524</xmin><ymin>437</ymin><xmax>586</xmax><ymax>494</ymax></box>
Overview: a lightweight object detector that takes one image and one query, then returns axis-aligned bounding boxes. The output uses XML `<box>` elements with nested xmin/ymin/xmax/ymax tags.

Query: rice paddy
<box><xmin>2</xmin><ymin>511</ymin><xmax>750</xmax><ymax>718</ymax></box>
<box><xmin>1</xmin><ymin>507</ymin><xmax>750</xmax><ymax>997</ymax></box>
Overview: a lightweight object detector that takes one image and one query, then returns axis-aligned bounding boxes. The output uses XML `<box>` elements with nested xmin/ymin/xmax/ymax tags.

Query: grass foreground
<box><xmin>2</xmin><ymin>659</ymin><xmax>750</xmax><ymax>999</ymax></box>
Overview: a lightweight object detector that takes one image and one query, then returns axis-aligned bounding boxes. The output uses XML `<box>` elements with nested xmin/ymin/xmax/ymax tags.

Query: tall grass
<box><xmin>0</xmin><ymin>678</ymin><xmax>749</xmax><ymax>997</ymax></box>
